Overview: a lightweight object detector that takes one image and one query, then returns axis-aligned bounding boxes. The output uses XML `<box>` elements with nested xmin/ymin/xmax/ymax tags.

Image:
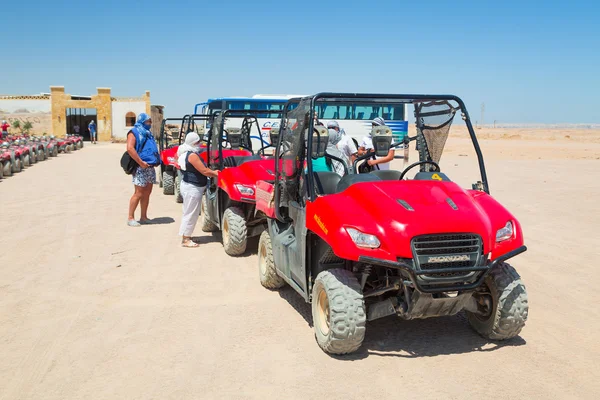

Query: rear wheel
<box><xmin>175</xmin><ymin>172</ymin><xmax>183</xmax><ymax>203</ymax></box>
<box><xmin>52</xmin><ymin>147</ymin><xmax>58</xmax><ymax>157</ymax></box>
<box><xmin>3</xmin><ymin>161</ymin><xmax>12</xmax><ymax>176</ymax></box>
<box><xmin>31</xmin><ymin>151</ymin><xmax>37</xmax><ymax>163</ymax></box>
<box><xmin>24</xmin><ymin>154</ymin><xmax>30</xmax><ymax>166</ymax></box>
<box><xmin>222</xmin><ymin>206</ymin><xmax>247</xmax><ymax>256</ymax></box>
<box><xmin>200</xmin><ymin>194</ymin><xmax>218</xmax><ymax>232</ymax></box>
<box><xmin>466</xmin><ymin>262</ymin><xmax>528</xmax><ymax>340</ymax></box>
<box><xmin>38</xmin><ymin>149</ymin><xmax>45</xmax><ymax>161</ymax></box>
<box><xmin>312</xmin><ymin>269</ymin><xmax>366</xmax><ymax>355</ymax></box>
<box><xmin>162</xmin><ymin>171</ymin><xmax>174</xmax><ymax>195</ymax></box>
<box><xmin>258</xmin><ymin>231</ymin><xmax>285</xmax><ymax>289</ymax></box>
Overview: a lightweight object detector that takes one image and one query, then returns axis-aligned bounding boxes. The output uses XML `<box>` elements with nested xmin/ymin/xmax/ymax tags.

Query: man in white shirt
<box><xmin>358</xmin><ymin>117</ymin><xmax>394</xmax><ymax>171</ymax></box>
<box><xmin>327</xmin><ymin>121</ymin><xmax>357</xmax><ymax>167</ymax></box>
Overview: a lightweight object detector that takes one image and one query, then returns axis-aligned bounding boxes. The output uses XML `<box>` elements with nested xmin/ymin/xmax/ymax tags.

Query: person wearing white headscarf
<box><xmin>177</xmin><ymin>132</ymin><xmax>219</xmax><ymax>247</ymax></box>
<box><xmin>325</xmin><ymin>128</ymin><xmax>348</xmax><ymax>176</ymax></box>
<box><xmin>327</xmin><ymin>121</ymin><xmax>357</xmax><ymax>167</ymax></box>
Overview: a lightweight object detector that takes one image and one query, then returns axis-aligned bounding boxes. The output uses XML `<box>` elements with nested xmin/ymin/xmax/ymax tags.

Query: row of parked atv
<box><xmin>0</xmin><ymin>134</ymin><xmax>84</xmax><ymax>178</ymax></box>
<box><xmin>156</xmin><ymin>93</ymin><xmax>529</xmax><ymax>356</ymax></box>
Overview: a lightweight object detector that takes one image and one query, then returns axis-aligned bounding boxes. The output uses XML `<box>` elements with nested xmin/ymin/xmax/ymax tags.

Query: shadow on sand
<box><xmin>276</xmin><ymin>286</ymin><xmax>526</xmax><ymax>360</ymax></box>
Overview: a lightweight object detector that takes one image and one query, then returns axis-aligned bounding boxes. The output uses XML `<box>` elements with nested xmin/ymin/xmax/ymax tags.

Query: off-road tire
<box><xmin>24</xmin><ymin>154</ymin><xmax>30</xmax><ymax>166</ymax></box>
<box><xmin>466</xmin><ymin>262</ymin><xmax>528</xmax><ymax>340</ymax></box>
<box><xmin>258</xmin><ymin>231</ymin><xmax>284</xmax><ymax>289</ymax></box>
<box><xmin>162</xmin><ymin>171</ymin><xmax>175</xmax><ymax>195</ymax></box>
<box><xmin>77</xmin><ymin>141</ymin><xmax>83</xmax><ymax>149</ymax></box>
<box><xmin>12</xmin><ymin>156</ymin><xmax>21</xmax><ymax>173</ymax></box>
<box><xmin>37</xmin><ymin>149</ymin><xmax>45</xmax><ymax>161</ymax></box>
<box><xmin>312</xmin><ymin>269</ymin><xmax>366</xmax><ymax>355</ymax></box>
<box><xmin>3</xmin><ymin>161</ymin><xmax>13</xmax><ymax>177</ymax></box>
<box><xmin>53</xmin><ymin>147</ymin><xmax>58</xmax><ymax>157</ymax></box>
<box><xmin>66</xmin><ymin>145</ymin><xmax>72</xmax><ymax>153</ymax></box>
<box><xmin>200</xmin><ymin>194</ymin><xmax>218</xmax><ymax>232</ymax></box>
<box><xmin>175</xmin><ymin>172</ymin><xmax>183</xmax><ymax>203</ymax></box>
<box><xmin>222</xmin><ymin>206</ymin><xmax>247</xmax><ymax>256</ymax></box>
<box><xmin>31</xmin><ymin>151</ymin><xmax>37</xmax><ymax>163</ymax></box>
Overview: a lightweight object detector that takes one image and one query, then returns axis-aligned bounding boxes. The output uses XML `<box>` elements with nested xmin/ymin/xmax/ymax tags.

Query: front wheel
<box><xmin>222</xmin><ymin>206</ymin><xmax>247</xmax><ymax>256</ymax></box>
<box><xmin>24</xmin><ymin>154</ymin><xmax>30</xmax><ymax>166</ymax></box>
<box><xmin>52</xmin><ymin>147</ymin><xmax>58</xmax><ymax>157</ymax></box>
<box><xmin>312</xmin><ymin>269</ymin><xmax>366</xmax><ymax>355</ymax></box>
<box><xmin>258</xmin><ymin>231</ymin><xmax>285</xmax><ymax>289</ymax></box>
<box><xmin>466</xmin><ymin>262</ymin><xmax>528</xmax><ymax>340</ymax></box>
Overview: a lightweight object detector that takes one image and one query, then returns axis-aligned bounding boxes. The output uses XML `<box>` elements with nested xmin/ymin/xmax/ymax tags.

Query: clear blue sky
<box><xmin>1</xmin><ymin>0</ymin><xmax>598</xmax><ymax>123</ymax></box>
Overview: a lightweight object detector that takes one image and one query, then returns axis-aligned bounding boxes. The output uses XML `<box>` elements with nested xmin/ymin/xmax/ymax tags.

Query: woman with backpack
<box><xmin>177</xmin><ymin>132</ymin><xmax>219</xmax><ymax>247</ymax></box>
<box><xmin>126</xmin><ymin>113</ymin><xmax>160</xmax><ymax>227</ymax></box>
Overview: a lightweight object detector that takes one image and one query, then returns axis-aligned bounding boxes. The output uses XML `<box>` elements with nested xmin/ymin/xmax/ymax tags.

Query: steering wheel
<box><xmin>398</xmin><ymin>161</ymin><xmax>440</xmax><ymax>180</ymax></box>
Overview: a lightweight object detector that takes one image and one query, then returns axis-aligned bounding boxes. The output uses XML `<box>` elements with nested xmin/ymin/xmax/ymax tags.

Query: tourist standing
<box><xmin>88</xmin><ymin>120</ymin><xmax>97</xmax><ymax>144</ymax></box>
<box><xmin>126</xmin><ymin>113</ymin><xmax>160</xmax><ymax>227</ymax></box>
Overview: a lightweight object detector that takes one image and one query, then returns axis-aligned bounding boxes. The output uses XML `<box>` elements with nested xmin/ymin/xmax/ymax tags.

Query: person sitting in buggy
<box><xmin>358</xmin><ymin>117</ymin><xmax>395</xmax><ymax>171</ymax></box>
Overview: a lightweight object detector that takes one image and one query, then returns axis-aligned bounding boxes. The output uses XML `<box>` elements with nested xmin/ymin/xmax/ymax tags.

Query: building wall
<box><xmin>111</xmin><ymin>101</ymin><xmax>147</xmax><ymax>139</ymax></box>
<box><xmin>0</xmin><ymin>97</ymin><xmax>52</xmax><ymax>135</ymax></box>
<box><xmin>50</xmin><ymin>86</ymin><xmax>113</xmax><ymax>141</ymax></box>
<box><xmin>2</xmin><ymin>87</ymin><xmax>152</xmax><ymax>141</ymax></box>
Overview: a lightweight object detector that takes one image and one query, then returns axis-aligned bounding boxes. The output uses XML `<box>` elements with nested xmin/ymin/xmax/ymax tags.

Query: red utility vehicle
<box><xmin>255</xmin><ymin>93</ymin><xmax>528</xmax><ymax>355</ymax></box>
<box><xmin>200</xmin><ymin>110</ymin><xmax>283</xmax><ymax>255</ymax></box>
<box><xmin>158</xmin><ymin>115</ymin><xmax>210</xmax><ymax>202</ymax></box>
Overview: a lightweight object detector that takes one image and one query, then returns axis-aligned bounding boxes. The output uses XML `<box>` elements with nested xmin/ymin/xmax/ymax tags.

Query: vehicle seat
<box><xmin>313</xmin><ymin>171</ymin><xmax>342</xmax><ymax>195</ymax></box>
<box><xmin>336</xmin><ymin>173</ymin><xmax>381</xmax><ymax>193</ymax></box>
<box><xmin>223</xmin><ymin>154</ymin><xmax>261</xmax><ymax>167</ymax></box>
<box><xmin>370</xmin><ymin>170</ymin><xmax>402</xmax><ymax>180</ymax></box>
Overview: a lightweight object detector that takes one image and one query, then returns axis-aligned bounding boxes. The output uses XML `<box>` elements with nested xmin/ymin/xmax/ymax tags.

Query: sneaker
<box><xmin>127</xmin><ymin>219</ymin><xmax>141</xmax><ymax>227</ymax></box>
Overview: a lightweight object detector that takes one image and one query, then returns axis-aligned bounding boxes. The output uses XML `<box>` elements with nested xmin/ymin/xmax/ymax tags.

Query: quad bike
<box><xmin>41</xmin><ymin>136</ymin><xmax>59</xmax><ymax>157</ymax></box>
<box><xmin>67</xmin><ymin>134</ymin><xmax>84</xmax><ymax>149</ymax></box>
<box><xmin>1</xmin><ymin>143</ymin><xmax>14</xmax><ymax>177</ymax></box>
<box><xmin>255</xmin><ymin>93</ymin><xmax>528</xmax><ymax>355</ymax></box>
<box><xmin>4</xmin><ymin>141</ymin><xmax>25</xmax><ymax>173</ymax></box>
<box><xmin>12</xmin><ymin>139</ymin><xmax>31</xmax><ymax>167</ymax></box>
<box><xmin>29</xmin><ymin>136</ymin><xmax>47</xmax><ymax>161</ymax></box>
<box><xmin>200</xmin><ymin>109</ymin><xmax>284</xmax><ymax>256</ymax></box>
<box><xmin>54</xmin><ymin>135</ymin><xmax>74</xmax><ymax>153</ymax></box>
<box><xmin>158</xmin><ymin>114</ymin><xmax>210</xmax><ymax>203</ymax></box>
<box><xmin>19</xmin><ymin>138</ymin><xmax>40</xmax><ymax>164</ymax></box>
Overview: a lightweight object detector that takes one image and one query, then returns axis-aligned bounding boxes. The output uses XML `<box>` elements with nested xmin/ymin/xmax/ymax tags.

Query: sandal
<box><xmin>181</xmin><ymin>239</ymin><xmax>199</xmax><ymax>248</ymax></box>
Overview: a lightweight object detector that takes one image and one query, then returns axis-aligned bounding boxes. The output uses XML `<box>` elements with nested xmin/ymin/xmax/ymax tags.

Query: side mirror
<box><xmin>269</xmin><ymin>127</ymin><xmax>280</xmax><ymax>146</ymax></box>
<box><xmin>227</xmin><ymin>128</ymin><xmax>242</xmax><ymax>149</ymax></box>
<box><xmin>371</xmin><ymin>126</ymin><xmax>393</xmax><ymax>157</ymax></box>
<box><xmin>311</xmin><ymin>126</ymin><xmax>328</xmax><ymax>158</ymax></box>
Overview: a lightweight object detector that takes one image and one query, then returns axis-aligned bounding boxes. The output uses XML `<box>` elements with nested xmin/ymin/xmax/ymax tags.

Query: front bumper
<box><xmin>359</xmin><ymin>245</ymin><xmax>527</xmax><ymax>293</ymax></box>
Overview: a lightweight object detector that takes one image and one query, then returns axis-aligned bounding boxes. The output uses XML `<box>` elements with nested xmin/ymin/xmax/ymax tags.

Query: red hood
<box><xmin>306</xmin><ymin>180</ymin><xmax>523</xmax><ymax>261</ymax></box>
<box><xmin>218</xmin><ymin>158</ymin><xmax>275</xmax><ymax>202</ymax></box>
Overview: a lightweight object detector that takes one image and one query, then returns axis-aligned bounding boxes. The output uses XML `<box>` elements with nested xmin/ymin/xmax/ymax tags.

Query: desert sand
<box><xmin>1</xmin><ymin>130</ymin><xmax>599</xmax><ymax>399</ymax></box>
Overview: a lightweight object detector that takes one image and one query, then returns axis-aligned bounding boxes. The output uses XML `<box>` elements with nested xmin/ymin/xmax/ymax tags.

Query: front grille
<box><xmin>412</xmin><ymin>234</ymin><xmax>482</xmax><ymax>279</ymax></box>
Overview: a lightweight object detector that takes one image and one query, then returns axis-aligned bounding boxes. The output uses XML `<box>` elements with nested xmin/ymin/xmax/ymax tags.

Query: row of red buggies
<box><xmin>0</xmin><ymin>134</ymin><xmax>84</xmax><ymax>179</ymax></box>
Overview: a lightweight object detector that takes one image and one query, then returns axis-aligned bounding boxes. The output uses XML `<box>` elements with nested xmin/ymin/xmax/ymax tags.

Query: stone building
<box><xmin>0</xmin><ymin>86</ymin><xmax>155</xmax><ymax>141</ymax></box>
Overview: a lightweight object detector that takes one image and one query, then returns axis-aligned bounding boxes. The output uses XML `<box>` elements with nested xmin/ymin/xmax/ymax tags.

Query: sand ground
<box><xmin>1</xmin><ymin>130</ymin><xmax>599</xmax><ymax>399</ymax></box>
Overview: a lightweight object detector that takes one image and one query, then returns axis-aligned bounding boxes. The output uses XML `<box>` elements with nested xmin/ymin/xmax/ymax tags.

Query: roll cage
<box><xmin>272</xmin><ymin>93</ymin><xmax>490</xmax><ymax>222</ymax></box>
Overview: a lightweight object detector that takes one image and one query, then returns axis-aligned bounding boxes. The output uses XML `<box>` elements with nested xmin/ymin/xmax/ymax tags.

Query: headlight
<box><xmin>496</xmin><ymin>221</ymin><xmax>514</xmax><ymax>242</ymax></box>
<box><xmin>235</xmin><ymin>184</ymin><xmax>255</xmax><ymax>196</ymax></box>
<box><xmin>346</xmin><ymin>228</ymin><xmax>380</xmax><ymax>249</ymax></box>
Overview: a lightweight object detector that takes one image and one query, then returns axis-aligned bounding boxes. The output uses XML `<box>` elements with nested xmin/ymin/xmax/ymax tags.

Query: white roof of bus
<box><xmin>252</xmin><ymin>94</ymin><xmax>308</xmax><ymax>99</ymax></box>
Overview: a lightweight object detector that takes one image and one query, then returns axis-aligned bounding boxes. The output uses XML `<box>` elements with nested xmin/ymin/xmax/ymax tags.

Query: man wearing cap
<box><xmin>1</xmin><ymin>120</ymin><xmax>10</xmax><ymax>139</ymax></box>
<box><xmin>327</xmin><ymin>121</ymin><xmax>358</xmax><ymax>167</ymax></box>
<box><xmin>358</xmin><ymin>117</ymin><xmax>394</xmax><ymax>171</ymax></box>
